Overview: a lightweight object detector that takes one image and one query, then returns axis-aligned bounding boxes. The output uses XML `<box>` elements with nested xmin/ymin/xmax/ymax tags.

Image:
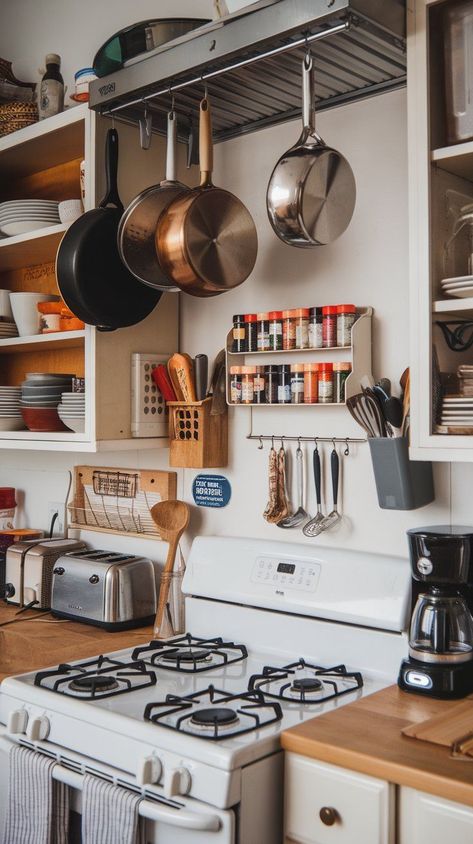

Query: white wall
<box><xmin>0</xmin><ymin>2</ymin><xmax>471</xmax><ymax>567</ymax></box>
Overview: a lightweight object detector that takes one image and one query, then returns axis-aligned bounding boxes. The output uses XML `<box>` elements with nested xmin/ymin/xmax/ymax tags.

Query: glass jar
<box><xmin>268</xmin><ymin>311</ymin><xmax>283</xmax><ymax>350</ymax></box>
<box><xmin>337</xmin><ymin>304</ymin><xmax>356</xmax><ymax>347</ymax></box>
<box><xmin>265</xmin><ymin>365</ymin><xmax>279</xmax><ymax>404</ymax></box>
<box><xmin>282</xmin><ymin>309</ymin><xmax>296</xmax><ymax>350</ymax></box>
<box><xmin>308</xmin><ymin>307</ymin><xmax>323</xmax><ymax>349</ymax></box>
<box><xmin>333</xmin><ymin>362</ymin><xmax>351</xmax><ymax>403</ymax></box>
<box><xmin>257</xmin><ymin>312</ymin><xmax>270</xmax><ymax>351</ymax></box>
<box><xmin>253</xmin><ymin>366</ymin><xmax>266</xmax><ymax>403</ymax></box>
<box><xmin>0</xmin><ymin>487</ymin><xmax>16</xmax><ymax>530</ymax></box>
<box><xmin>322</xmin><ymin>306</ymin><xmax>338</xmax><ymax>348</ymax></box>
<box><xmin>244</xmin><ymin>313</ymin><xmax>258</xmax><ymax>352</ymax></box>
<box><xmin>230</xmin><ymin>366</ymin><xmax>242</xmax><ymax>404</ymax></box>
<box><xmin>241</xmin><ymin>366</ymin><xmax>256</xmax><ymax>404</ymax></box>
<box><xmin>291</xmin><ymin>363</ymin><xmax>305</xmax><ymax>403</ymax></box>
<box><xmin>303</xmin><ymin>363</ymin><xmax>319</xmax><ymax>404</ymax></box>
<box><xmin>278</xmin><ymin>364</ymin><xmax>291</xmax><ymax>404</ymax></box>
<box><xmin>232</xmin><ymin>314</ymin><xmax>247</xmax><ymax>353</ymax></box>
<box><xmin>318</xmin><ymin>363</ymin><xmax>333</xmax><ymax>403</ymax></box>
<box><xmin>294</xmin><ymin>308</ymin><xmax>310</xmax><ymax>349</ymax></box>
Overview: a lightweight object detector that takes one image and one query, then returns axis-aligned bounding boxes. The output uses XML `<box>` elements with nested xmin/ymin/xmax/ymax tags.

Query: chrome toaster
<box><xmin>51</xmin><ymin>549</ymin><xmax>157</xmax><ymax>630</ymax></box>
<box><xmin>5</xmin><ymin>538</ymin><xmax>87</xmax><ymax>609</ymax></box>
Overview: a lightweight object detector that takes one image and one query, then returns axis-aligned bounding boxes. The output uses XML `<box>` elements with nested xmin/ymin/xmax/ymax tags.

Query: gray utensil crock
<box><xmin>368</xmin><ymin>437</ymin><xmax>434</xmax><ymax>510</ymax></box>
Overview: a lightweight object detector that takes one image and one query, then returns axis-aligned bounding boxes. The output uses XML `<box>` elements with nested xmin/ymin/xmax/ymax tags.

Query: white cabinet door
<box><xmin>284</xmin><ymin>753</ymin><xmax>394</xmax><ymax>844</ymax></box>
<box><xmin>400</xmin><ymin>787</ymin><xmax>473</xmax><ymax>844</ymax></box>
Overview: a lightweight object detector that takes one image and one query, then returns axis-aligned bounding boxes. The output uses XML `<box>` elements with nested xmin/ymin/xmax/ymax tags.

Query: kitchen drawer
<box><xmin>284</xmin><ymin>753</ymin><xmax>394</xmax><ymax>844</ymax></box>
<box><xmin>399</xmin><ymin>787</ymin><xmax>473</xmax><ymax>844</ymax></box>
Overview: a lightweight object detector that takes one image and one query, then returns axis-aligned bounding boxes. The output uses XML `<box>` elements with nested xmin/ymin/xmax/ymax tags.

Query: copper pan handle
<box><xmin>199</xmin><ymin>97</ymin><xmax>213</xmax><ymax>188</ymax></box>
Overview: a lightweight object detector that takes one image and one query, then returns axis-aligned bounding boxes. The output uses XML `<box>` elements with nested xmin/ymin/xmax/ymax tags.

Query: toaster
<box><xmin>5</xmin><ymin>538</ymin><xmax>87</xmax><ymax>609</ymax></box>
<box><xmin>51</xmin><ymin>549</ymin><xmax>157</xmax><ymax>630</ymax></box>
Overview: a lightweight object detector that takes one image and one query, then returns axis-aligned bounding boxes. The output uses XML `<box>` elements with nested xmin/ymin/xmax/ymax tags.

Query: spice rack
<box><xmin>225</xmin><ymin>307</ymin><xmax>373</xmax><ymax>407</ymax></box>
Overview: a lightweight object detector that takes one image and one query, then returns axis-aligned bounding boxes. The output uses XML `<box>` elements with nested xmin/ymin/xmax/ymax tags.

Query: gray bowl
<box><xmin>22</xmin><ymin>385</ymin><xmax>66</xmax><ymax>396</ymax></box>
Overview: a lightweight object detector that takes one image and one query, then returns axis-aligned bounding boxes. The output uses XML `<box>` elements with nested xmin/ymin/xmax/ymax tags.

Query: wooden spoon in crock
<box><xmin>151</xmin><ymin>500</ymin><xmax>190</xmax><ymax>638</ymax></box>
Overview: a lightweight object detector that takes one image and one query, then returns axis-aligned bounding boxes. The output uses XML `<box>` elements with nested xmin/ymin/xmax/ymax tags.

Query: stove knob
<box><xmin>136</xmin><ymin>755</ymin><xmax>162</xmax><ymax>787</ymax></box>
<box><xmin>26</xmin><ymin>715</ymin><xmax>50</xmax><ymax>742</ymax></box>
<box><xmin>7</xmin><ymin>709</ymin><xmax>28</xmax><ymax>735</ymax></box>
<box><xmin>164</xmin><ymin>766</ymin><xmax>191</xmax><ymax>799</ymax></box>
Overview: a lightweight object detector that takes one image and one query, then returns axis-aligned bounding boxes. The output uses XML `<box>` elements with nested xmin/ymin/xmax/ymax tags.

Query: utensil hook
<box><xmin>304</xmin><ymin>33</ymin><xmax>312</xmax><ymax>67</ymax></box>
<box><xmin>297</xmin><ymin>436</ymin><xmax>302</xmax><ymax>454</ymax></box>
<box><xmin>271</xmin><ymin>435</ymin><xmax>275</xmax><ymax>451</ymax></box>
<box><xmin>168</xmin><ymin>84</ymin><xmax>175</xmax><ymax>117</ymax></box>
<box><xmin>138</xmin><ymin>102</ymin><xmax>152</xmax><ymax>150</ymax></box>
<box><xmin>281</xmin><ymin>435</ymin><xmax>285</xmax><ymax>452</ymax></box>
<box><xmin>314</xmin><ymin>436</ymin><xmax>319</xmax><ymax>453</ymax></box>
<box><xmin>258</xmin><ymin>436</ymin><xmax>264</xmax><ymax>450</ymax></box>
<box><xmin>344</xmin><ymin>438</ymin><xmax>350</xmax><ymax>457</ymax></box>
<box><xmin>201</xmin><ymin>74</ymin><xmax>208</xmax><ymax>100</ymax></box>
<box><xmin>332</xmin><ymin>437</ymin><xmax>337</xmax><ymax>452</ymax></box>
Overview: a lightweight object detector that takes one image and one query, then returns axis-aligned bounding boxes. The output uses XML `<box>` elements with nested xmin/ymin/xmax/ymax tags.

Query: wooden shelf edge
<box><xmin>0</xmin><ymin>436</ymin><xmax>169</xmax><ymax>452</ymax></box>
<box><xmin>0</xmin><ymin>330</ymin><xmax>85</xmax><ymax>353</ymax></box>
<box><xmin>433</xmin><ymin>298</ymin><xmax>473</xmax><ymax>313</ymax></box>
<box><xmin>432</xmin><ymin>140</ymin><xmax>473</xmax><ymax>162</ymax></box>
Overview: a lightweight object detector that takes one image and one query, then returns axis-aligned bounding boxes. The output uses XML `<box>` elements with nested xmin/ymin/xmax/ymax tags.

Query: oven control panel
<box><xmin>251</xmin><ymin>556</ymin><xmax>320</xmax><ymax>592</ymax></box>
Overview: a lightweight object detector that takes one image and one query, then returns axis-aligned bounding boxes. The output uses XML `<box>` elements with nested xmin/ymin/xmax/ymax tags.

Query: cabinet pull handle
<box><xmin>319</xmin><ymin>806</ymin><xmax>339</xmax><ymax>826</ymax></box>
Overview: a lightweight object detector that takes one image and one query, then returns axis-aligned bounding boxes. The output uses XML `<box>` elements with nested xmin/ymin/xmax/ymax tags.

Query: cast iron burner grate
<box><xmin>132</xmin><ymin>633</ymin><xmax>248</xmax><ymax>673</ymax></box>
<box><xmin>144</xmin><ymin>684</ymin><xmax>282</xmax><ymax>741</ymax></box>
<box><xmin>249</xmin><ymin>659</ymin><xmax>363</xmax><ymax>703</ymax></box>
<box><xmin>34</xmin><ymin>656</ymin><xmax>157</xmax><ymax>699</ymax></box>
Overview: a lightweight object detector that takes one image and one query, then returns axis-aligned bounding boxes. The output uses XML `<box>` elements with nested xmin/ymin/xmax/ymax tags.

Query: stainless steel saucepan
<box><xmin>267</xmin><ymin>54</ymin><xmax>356</xmax><ymax>248</ymax></box>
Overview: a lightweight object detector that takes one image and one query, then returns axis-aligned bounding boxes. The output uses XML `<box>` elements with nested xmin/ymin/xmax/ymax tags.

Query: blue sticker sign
<box><xmin>192</xmin><ymin>474</ymin><xmax>232</xmax><ymax>508</ymax></box>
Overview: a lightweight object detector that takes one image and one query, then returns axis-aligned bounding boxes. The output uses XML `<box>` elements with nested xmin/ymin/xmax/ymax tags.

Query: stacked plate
<box><xmin>0</xmin><ymin>386</ymin><xmax>25</xmax><ymax>431</ymax></box>
<box><xmin>58</xmin><ymin>392</ymin><xmax>85</xmax><ymax>433</ymax></box>
<box><xmin>20</xmin><ymin>373</ymin><xmax>74</xmax><ymax>432</ymax></box>
<box><xmin>440</xmin><ymin>275</ymin><xmax>473</xmax><ymax>299</ymax></box>
<box><xmin>0</xmin><ymin>320</ymin><xmax>18</xmax><ymax>339</ymax></box>
<box><xmin>0</xmin><ymin>200</ymin><xmax>60</xmax><ymax>237</ymax></box>
<box><xmin>439</xmin><ymin>395</ymin><xmax>473</xmax><ymax>429</ymax></box>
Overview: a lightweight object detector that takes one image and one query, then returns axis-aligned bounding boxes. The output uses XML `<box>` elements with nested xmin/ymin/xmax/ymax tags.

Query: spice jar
<box><xmin>230</xmin><ymin>366</ymin><xmax>242</xmax><ymax>404</ymax></box>
<box><xmin>257</xmin><ymin>312</ymin><xmax>270</xmax><ymax>351</ymax></box>
<box><xmin>294</xmin><ymin>308</ymin><xmax>310</xmax><ymax>349</ymax></box>
<box><xmin>308</xmin><ymin>307</ymin><xmax>323</xmax><ymax>349</ymax></box>
<box><xmin>232</xmin><ymin>314</ymin><xmax>247</xmax><ymax>352</ymax></box>
<box><xmin>322</xmin><ymin>306</ymin><xmax>338</xmax><ymax>348</ymax></box>
<box><xmin>268</xmin><ymin>311</ymin><xmax>283</xmax><ymax>351</ymax></box>
<box><xmin>303</xmin><ymin>363</ymin><xmax>319</xmax><ymax>404</ymax></box>
<box><xmin>333</xmin><ymin>362</ymin><xmax>352</xmax><ymax>403</ymax></box>
<box><xmin>253</xmin><ymin>366</ymin><xmax>266</xmax><ymax>404</ymax></box>
<box><xmin>278</xmin><ymin>364</ymin><xmax>291</xmax><ymax>404</ymax></box>
<box><xmin>241</xmin><ymin>366</ymin><xmax>256</xmax><ymax>404</ymax></box>
<box><xmin>265</xmin><ymin>365</ymin><xmax>279</xmax><ymax>404</ymax></box>
<box><xmin>318</xmin><ymin>363</ymin><xmax>333</xmax><ymax>403</ymax></box>
<box><xmin>337</xmin><ymin>304</ymin><xmax>356</xmax><ymax>347</ymax></box>
<box><xmin>282</xmin><ymin>309</ymin><xmax>296</xmax><ymax>350</ymax></box>
<box><xmin>291</xmin><ymin>363</ymin><xmax>305</xmax><ymax>403</ymax></box>
<box><xmin>245</xmin><ymin>313</ymin><xmax>258</xmax><ymax>352</ymax></box>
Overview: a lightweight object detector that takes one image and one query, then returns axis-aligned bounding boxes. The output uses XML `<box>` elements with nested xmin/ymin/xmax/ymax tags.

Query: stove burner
<box><xmin>69</xmin><ymin>675</ymin><xmax>119</xmax><ymax>693</ymax></box>
<box><xmin>292</xmin><ymin>678</ymin><xmax>323</xmax><ymax>693</ymax></box>
<box><xmin>132</xmin><ymin>633</ymin><xmax>248</xmax><ymax>673</ymax></box>
<box><xmin>191</xmin><ymin>707</ymin><xmax>238</xmax><ymax>727</ymax></box>
<box><xmin>249</xmin><ymin>659</ymin><xmax>363</xmax><ymax>704</ymax></box>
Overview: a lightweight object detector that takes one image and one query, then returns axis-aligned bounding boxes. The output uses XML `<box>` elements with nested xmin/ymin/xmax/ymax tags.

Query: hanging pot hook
<box><xmin>314</xmin><ymin>436</ymin><xmax>319</xmax><ymax>453</ymax></box>
<box><xmin>271</xmin><ymin>435</ymin><xmax>275</xmax><ymax>451</ymax></box>
<box><xmin>138</xmin><ymin>101</ymin><xmax>152</xmax><ymax>150</ymax></box>
<box><xmin>304</xmin><ymin>33</ymin><xmax>312</xmax><ymax>67</ymax></box>
<box><xmin>201</xmin><ymin>74</ymin><xmax>208</xmax><ymax>100</ymax></box>
<box><xmin>168</xmin><ymin>84</ymin><xmax>175</xmax><ymax>117</ymax></box>
<box><xmin>281</xmin><ymin>435</ymin><xmax>285</xmax><ymax>452</ymax></box>
<box><xmin>344</xmin><ymin>438</ymin><xmax>350</xmax><ymax>457</ymax></box>
<box><xmin>332</xmin><ymin>437</ymin><xmax>337</xmax><ymax>452</ymax></box>
<box><xmin>258</xmin><ymin>436</ymin><xmax>264</xmax><ymax>450</ymax></box>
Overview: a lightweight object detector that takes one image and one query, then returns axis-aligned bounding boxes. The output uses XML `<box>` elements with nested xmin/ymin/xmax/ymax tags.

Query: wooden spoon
<box><xmin>151</xmin><ymin>499</ymin><xmax>190</xmax><ymax>639</ymax></box>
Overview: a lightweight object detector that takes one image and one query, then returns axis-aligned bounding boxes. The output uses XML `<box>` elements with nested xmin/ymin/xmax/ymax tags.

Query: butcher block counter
<box><xmin>281</xmin><ymin>685</ymin><xmax>473</xmax><ymax>808</ymax></box>
<box><xmin>0</xmin><ymin>602</ymin><xmax>153</xmax><ymax>682</ymax></box>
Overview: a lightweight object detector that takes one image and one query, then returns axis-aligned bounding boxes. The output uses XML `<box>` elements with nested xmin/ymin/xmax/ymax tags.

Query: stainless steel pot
<box><xmin>266</xmin><ymin>55</ymin><xmax>356</xmax><ymax>248</ymax></box>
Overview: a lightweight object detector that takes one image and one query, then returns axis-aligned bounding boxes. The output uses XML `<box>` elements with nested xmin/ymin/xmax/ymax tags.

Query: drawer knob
<box><xmin>89</xmin><ymin>575</ymin><xmax>99</xmax><ymax>584</ymax></box>
<box><xmin>320</xmin><ymin>807</ymin><xmax>339</xmax><ymax>826</ymax></box>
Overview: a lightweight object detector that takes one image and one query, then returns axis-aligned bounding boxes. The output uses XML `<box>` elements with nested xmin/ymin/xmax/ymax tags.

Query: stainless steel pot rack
<box><xmin>89</xmin><ymin>0</ymin><xmax>406</xmax><ymax>146</ymax></box>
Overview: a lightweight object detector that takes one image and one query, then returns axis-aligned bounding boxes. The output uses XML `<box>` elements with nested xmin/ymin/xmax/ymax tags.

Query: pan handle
<box><xmin>166</xmin><ymin>111</ymin><xmax>178</xmax><ymax>182</ymax></box>
<box><xmin>100</xmin><ymin>128</ymin><xmax>124</xmax><ymax>212</ymax></box>
<box><xmin>199</xmin><ymin>98</ymin><xmax>213</xmax><ymax>189</ymax></box>
<box><xmin>302</xmin><ymin>55</ymin><xmax>323</xmax><ymax>143</ymax></box>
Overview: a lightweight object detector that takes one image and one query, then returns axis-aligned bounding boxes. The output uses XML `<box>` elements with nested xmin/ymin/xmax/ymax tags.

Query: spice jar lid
<box><xmin>333</xmin><ymin>362</ymin><xmax>352</xmax><ymax>371</ymax></box>
<box><xmin>233</xmin><ymin>314</ymin><xmax>246</xmax><ymax>321</ymax></box>
<box><xmin>318</xmin><ymin>362</ymin><xmax>333</xmax><ymax>372</ymax></box>
<box><xmin>290</xmin><ymin>363</ymin><xmax>304</xmax><ymax>372</ymax></box>
<box><xmin>293</xmin><ymin>308</ymin><xmax>310</xmax><ymax>317</ymax></box>
<box><xmin>256</xmin><ymin>312</ymin><xmax>269</xmax><ymax>320</ymax></box>
<box><xmin>309</xmin><ymin>307</ymin><xmax>323</xmax><ymax>317</ymax></box>
<box><xmin>268</xmin><ymin>311</ymin><xmax>283</xmax><ymax>319</ymax></box>
<box><xmin>303</xmin><ymin>362</ymin><xmax>319</xmax><ymax>372</ymax></box>
<box><xmin>336</xmin><ymin>304</ymin><xmax>356</xmax><ymax>313</ymax></box>
<box><xmin>244</xmin><ymin>313</ymin><xmax>257</xmax><ymax>322</ymax></box>
<box><xmin>322</xmin><ymin>305</ymin><xmax>338</xmax><ymax>315</ymax></box>
<box><xmin>282</xmin><ymin>309</ymin><xmax>294</xmax><ymax>319</ymax></box>
<box><xmin>241</xmin><ymin>366</ymin><xmax>257</xmax><ymax>374</ymax></box>
<box><xmin>230</xmin><ymin>366</ymin><xmax>242</xmax><ymax>374</ymax></box>
<box><xmin>0</xmin><ymin>487</ymin><xmax>16</xmax><ymax>509</ymax></box>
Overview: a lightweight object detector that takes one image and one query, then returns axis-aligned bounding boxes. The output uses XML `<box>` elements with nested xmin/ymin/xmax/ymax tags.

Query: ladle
<box><xmin>151</xmin><ymin>499</ymin><xmax>190</xmax><ymax>638</ymax></box>
<box><xmin>278</xmin><ymin>445</ymin><xmax>309</xmax><ymax>528</ymax></box>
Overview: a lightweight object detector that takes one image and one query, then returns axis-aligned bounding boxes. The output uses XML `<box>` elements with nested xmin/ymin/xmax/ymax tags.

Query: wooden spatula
<box><xmin>151</xmin><ymin>500</ymin><xmax>190</xmax><ymax>639</ymax></box>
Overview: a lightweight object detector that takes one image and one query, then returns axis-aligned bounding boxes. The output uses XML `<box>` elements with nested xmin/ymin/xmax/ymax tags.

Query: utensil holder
<box><xmin>368</xmin><ymin>437</ymin><xmax>434</xmax><ymax>510</ymax></box>
<box><xmin>153</xmin><ymin>570</ymin><xmax>185</xmax><ymax>639</ymax></box>
<box><xmin>168</xmin><ymin>398</ymin><xmax>228</xmax><ymax>468</ymax></box>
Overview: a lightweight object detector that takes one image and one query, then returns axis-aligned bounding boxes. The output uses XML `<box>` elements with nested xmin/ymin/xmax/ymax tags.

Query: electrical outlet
<box><xmin>47</xmin><ymin>502</ymin><xmax>66</xmax><ymax>537</ymax></box>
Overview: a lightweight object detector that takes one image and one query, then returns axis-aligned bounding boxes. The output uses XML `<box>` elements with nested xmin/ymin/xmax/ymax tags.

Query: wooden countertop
<box><xmin>281</xmin><ymin>685</ymin><xmax>473</xmax><ymax>808</ymax></box>
<box><xmin>0</xmin><ymin>602</ymin><xmax>154</xmax><ymax>682</ymax></box>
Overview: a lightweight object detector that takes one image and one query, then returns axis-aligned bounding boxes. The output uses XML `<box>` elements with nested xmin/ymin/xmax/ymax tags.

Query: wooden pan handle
<box><xmin>199</xmin><ymin>97</ymin><xmax>213</xmax><ymax>187</ymax></box>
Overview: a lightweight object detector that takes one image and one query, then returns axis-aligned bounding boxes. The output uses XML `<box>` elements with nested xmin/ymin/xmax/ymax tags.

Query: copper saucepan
<box><xmin>155</xmin><ymin>97</ymin><xmax>258</xmax><ymax>297</ymax></box>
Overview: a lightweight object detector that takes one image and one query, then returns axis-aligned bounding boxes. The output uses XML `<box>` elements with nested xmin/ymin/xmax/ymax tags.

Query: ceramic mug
<box><xmin>9</xmin><ymin>292</ymin><xmax>60</xmax><ymax>337</ymax></box>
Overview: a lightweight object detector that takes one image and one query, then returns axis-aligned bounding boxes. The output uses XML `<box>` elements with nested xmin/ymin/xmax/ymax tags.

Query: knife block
<box><xmin>167</xmin><ymin>398</ymin><xmax>228</xmax><ymax>468</ymax></box>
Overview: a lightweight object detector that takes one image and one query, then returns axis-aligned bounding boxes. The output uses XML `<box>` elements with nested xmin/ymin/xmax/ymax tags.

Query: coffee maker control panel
<box><xmin>403</xmin><ymin>669</ymin><xmax>433</xmax><ymax>690</ymax></box>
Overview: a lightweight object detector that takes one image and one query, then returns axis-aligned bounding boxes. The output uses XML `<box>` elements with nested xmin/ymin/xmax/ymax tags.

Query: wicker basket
<box><xmin>0</xmin><ymin>101</ymin><xmax>38</xmax><ymax>135</ymax></box>
<box><xmin>168</xmin><ymin>398</ymin><xmax>228</xmax><ymax>468</ymax></box>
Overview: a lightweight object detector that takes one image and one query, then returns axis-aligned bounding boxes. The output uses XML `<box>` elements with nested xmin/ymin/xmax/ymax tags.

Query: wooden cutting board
<box><xmin>402</xmin><ymin>697</ymin><xmax>473</xmax><ymax>754</ymax></box>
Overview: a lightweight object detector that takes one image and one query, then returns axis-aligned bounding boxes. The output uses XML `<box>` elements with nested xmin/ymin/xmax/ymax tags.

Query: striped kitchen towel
<box><xmin>3</xmin><ymin>744</ymin><xmax>69</xmax><ymax>844</ymax></box>
<box><xmin>81</xmin><ymin>775</ymin><xmax>144</xmax><ymax>844</ymax></box>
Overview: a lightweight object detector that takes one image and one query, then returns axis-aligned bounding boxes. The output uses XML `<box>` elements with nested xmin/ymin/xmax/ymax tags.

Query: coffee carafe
<box><xmin>398</xmin><ymin>525</ymin><xmax>473</xmax><ymax>698</ymax></box>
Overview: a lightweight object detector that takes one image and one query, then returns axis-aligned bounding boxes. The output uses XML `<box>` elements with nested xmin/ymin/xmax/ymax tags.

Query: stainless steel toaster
<box><xmin>5</xmin><ymin>538</ymin><xmax>87</xmax><ymax>609</ymax></box>
<box><xmin>51</xmin><ymin>549</ymin><xmax>157</xmax><ymax>630</ymax></box>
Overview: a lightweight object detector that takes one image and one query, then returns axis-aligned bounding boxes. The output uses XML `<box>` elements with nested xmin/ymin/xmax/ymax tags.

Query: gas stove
<box><xmin>0</xmin><ymin>537</ymin><xmax>411</xmax><ymax>844</ymax></box>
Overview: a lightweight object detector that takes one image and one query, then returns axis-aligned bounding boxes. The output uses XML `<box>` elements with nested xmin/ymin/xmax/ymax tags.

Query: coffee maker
<box><xmin>398</xmin><ymin>525</ymin><xmax>473</xmax><ymax>699</ymax></box>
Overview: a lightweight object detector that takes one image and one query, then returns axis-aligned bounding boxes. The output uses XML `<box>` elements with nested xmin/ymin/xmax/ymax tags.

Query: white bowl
<box><xmin>57</xmin><ymin>413</ymin><xmax>85</xmax><ymax>433</ymax></box>
<box><xmin>9</xmin><ymin>293</ymin><xmax>60</xmax><ymax>337</ymax></box>
<box><xmin>58</xmin><ymin>200</ymin><xmax>83</xmax><ymax>225</ymax></box>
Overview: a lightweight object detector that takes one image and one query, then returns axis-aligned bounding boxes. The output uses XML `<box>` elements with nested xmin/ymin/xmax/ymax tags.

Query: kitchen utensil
<box><xmin>346</xmin><ymin>393</ymin><xmax>376</xmax><ymax>437</ymax></box>
<box><xmin>402</xmin><ymin>369</ymin><xmax>411</xmax><ymax>437</ymax></box>
<box><xmin>209</xmin><ymin>352</ymin><xmax>226</xmax><ymax>416</ymax></box>
<box><xmin>156</xmin><ymin>97</ymin><xmax>258</xmax><ymax>297</ymax></box>
<box><xmin>167</xmin><ymin>353</ymin><xmax>196</xmax><ymax>402</ymax></box>
<box><xmin>383</xmin><ymin>396</ymin><xmax>403</xmax><ymax>437</ymax></box>
<box><xmin>277</xmin><ymin>445</ymin><xmax>309</xmax><ymax>528</ymax></box>
<box><xmin>377</xmin><ymin>377</ymin><xmax>391</xmax><ymax>397</ymax></box>
<box><xmin>9</xmin><ymin>292</ymin><xmax>59</xmax><ymax>336</ymax></box>
<box><xmin>56</xmin><ymin>128</ymin><xmax>161</xmax><ymax>331</ymax></box>
<box><xmin>267</xmin><ymin>54</ymin><xmax>356</xmax><ymax>247</ymax></box>
<box><xmin>151</xmin><ymin>500</ymin><xmax>190</xmax><ymax>638</ymax></box>
<box><xmin>303</xmin><ymin>445</ymin><xmax>325</xmax><ymax>536</ymax></box>
<box><xmin>194</xmin><ymin>354</ymin><xmax>208</xmax><ymax>401</ymax></box>
<box><xmin>319</xmin><ymin>447</ymin><xmax>341</xmax><ymax>532</ymax></box>
<box><xmin>5</xmin><ymin>539</ymin><xmax>86</xmax><ymax>609</ymax></box>
<box><xmin>361</xmin><ymin>390</ymin><xmax>387</xmax><ymax>437</ymax></box>
<box><xmin>151</xmin><ymin>364</ymin><xmax>177</xmax><ymax>402</ymax></box>
<box><xmin>118</xmin><ymin>111</ymin><xmax>189</xmax><ymax>291</ymax></box>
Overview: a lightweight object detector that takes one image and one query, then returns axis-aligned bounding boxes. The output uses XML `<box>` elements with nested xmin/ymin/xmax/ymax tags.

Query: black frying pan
<box><xmin>56</xmin><ymin>128</ymin><xmax>161</xmax><ymax>331</ymax></box>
